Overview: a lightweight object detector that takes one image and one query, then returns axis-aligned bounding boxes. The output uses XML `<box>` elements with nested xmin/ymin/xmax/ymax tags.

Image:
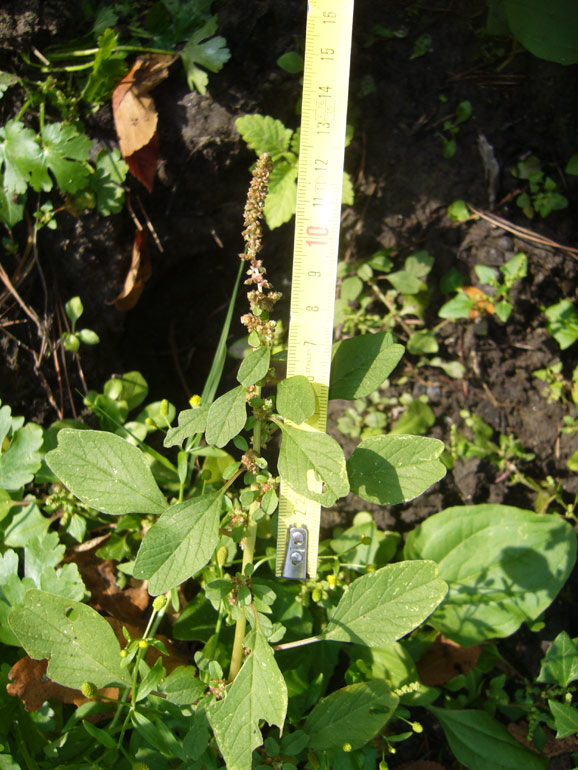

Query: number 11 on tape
<box><xmin>276</xmin><ymin>0</ymin><xmax>354</xmax><ymax>579</ymax></box>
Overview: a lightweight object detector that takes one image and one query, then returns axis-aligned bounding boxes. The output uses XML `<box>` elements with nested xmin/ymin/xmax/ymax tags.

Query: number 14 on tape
<box><xmin>276</xmin><ymin>0</ymin><xmax>354</xmax><ymax>580</ymax></box>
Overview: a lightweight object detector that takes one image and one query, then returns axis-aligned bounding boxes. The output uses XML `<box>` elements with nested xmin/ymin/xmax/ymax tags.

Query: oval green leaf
<box><xmin>404</xmin><ymin>504</ymin><xmax>577</xmax><ymax>645</ymax></box>
<box><xmin>237</xmin><ymin>347</ymin><xmax>271</xmax><ymax>387</ymax></box>
<box><xmin>347</xmin><ymin>434</ymin><xmax>446</xmax><ymax>505</ymax></box>
<box><xmin>205</xmin><ymin>386</ymin><xmax>247</xmax><ymax>448</ymax></box>
<box><xmin>133</xmin><ymin>493</ymin><xmax>222</xmax><ymax>595</ymax></box>
<box><xmin>430</xmin><ymin>707</ymin><xmax>547</xmax><ymax>770</ymax></box>
<box><xmin>323</xmin><ymin>560</ymin><xmax>447</xmax><ymax>647</ymax></box>
<box><xmin>304</xmin><ymin>680</ymin><xmax>398</xmax><ymax>750</ymax></box>
<box><xmin>329</xmin><ymin>332</ymin><xmax>404</xmax><ymax>400</ymax></box>
<box><xmin>276</xmin><ymin>375</ymin><xmax>316</xmax><ymax>424</ymax></box>
<box><xmin>46</xmin><ymin>429</ymin><xmax>167</xmax><ymax>515</ymax></box>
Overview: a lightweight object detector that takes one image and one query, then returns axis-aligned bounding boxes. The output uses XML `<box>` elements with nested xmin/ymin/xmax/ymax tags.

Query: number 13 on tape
<box><xmin>276</xmin><ymin>0</ymin><xmax>354</xmax><ymax>580</ymax></box>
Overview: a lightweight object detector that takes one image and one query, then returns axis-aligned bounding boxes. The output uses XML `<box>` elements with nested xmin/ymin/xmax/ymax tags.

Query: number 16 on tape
<box><xmin>276</xmin><ymin>0</ymin><xmax>354</xmax><ymax>580</ymax></box>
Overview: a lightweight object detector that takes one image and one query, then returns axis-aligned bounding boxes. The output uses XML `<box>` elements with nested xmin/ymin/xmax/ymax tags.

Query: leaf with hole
<box><xmin>8</xmin><ymin>589</ymin><xmax>130</xmax><ymax>689</ymax></box>
<box><xmin>277</xmin><ymin>423</ymin><xmax>349</xmax><ymax>506</ymax></box>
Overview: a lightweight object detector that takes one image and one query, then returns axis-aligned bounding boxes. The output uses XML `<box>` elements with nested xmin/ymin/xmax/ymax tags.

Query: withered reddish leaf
<box><xmin>416</xmin><ymin>635</ymin><xmax>481</xmax><ymax>685</ymax></box>
<box><xmin>7</xmin><ymin>657</ymin><xmax>117</xmax><ymax>712</ymax></box>
<box><xmin>113</xmin><ymin>229</ymin><xmax>152</xmax><ymax>311</ymax></box>
<box><xmin>462</xmin><ymin>285</ymin><xmax>495</xmax><ymax>318</ymax></box>
<box><xmin>125</xmin><ymin>132</ymin><xmax>159</xmax><ymax>192</ymax></box>
<box><xmin>112</xmin><ymin>54</ymin><xmax>173</xmax><ymax>158</ymax></box>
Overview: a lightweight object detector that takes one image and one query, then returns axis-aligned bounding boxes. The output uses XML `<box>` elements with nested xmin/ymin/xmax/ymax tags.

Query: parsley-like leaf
<box><xmin>180</xmin><ymin>17</ymin><xmax>231</xmax><ymax>94</ymax></box>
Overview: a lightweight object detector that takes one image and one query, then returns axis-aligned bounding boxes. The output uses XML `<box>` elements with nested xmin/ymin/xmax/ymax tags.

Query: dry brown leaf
<box><xmin>125</xmin><ymin>132</ymin><xmax>159</xmax><ymax>192</ymax></box>
<box><xmin>463</xmin><ymin>285</ymin><xmax>495</xmax><ymax>318</ymax></box>
<box><xmin>112</xmin><ymin>54</ymin><xmax>174</xmax><ymax>158</ymax></box>
<box><xmin>7</xmin><ymin>657</ymin><xmax>117</xmax><ymax>712</ymax></box>
<box><xmin>417</xmin><ymin>635</ymin><xmax>481</xmax><ymax>685</ymax></box>
<box><xmin>113</xmin><ymin>228</ymin><xmax>152</xmax><ymax>311</ymax></box>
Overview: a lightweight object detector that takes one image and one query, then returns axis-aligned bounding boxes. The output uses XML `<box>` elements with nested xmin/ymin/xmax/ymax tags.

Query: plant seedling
<box><xmin>439</xmin><ymin>251</ymin><xmax>527</xmax><ymax>323</ymax></box>
<box><xmin>436</xmin><ymin>100</ymin><xmax>472</xmax><ymax>158</ymax></box>
<box><xmin>60</xmin><ymin>296</ymin><xmax>100</xmax><ymax>353</ymax></box>
<box><xmin>512</xmin><ymin>155</ymin><xmax>568</xmax><ymax>219</ymax></box>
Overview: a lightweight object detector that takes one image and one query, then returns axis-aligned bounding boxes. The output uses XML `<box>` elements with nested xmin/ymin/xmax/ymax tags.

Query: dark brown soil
<box><xmin>1</xmin><ymin>1</ymin><xmax>577</xmax><ymax>768</ymax></box>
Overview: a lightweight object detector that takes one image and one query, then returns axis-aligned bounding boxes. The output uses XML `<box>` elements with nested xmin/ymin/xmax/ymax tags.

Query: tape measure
<box><xmin>275</xmin><ymin>0</ymin><xmax>354</xmax><ymax>579</ymax></box>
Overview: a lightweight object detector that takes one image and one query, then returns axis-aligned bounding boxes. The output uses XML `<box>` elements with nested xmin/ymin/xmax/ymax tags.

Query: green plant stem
<box><xmin>273</xmin><ymin>634</ymin><xmax>323</xmax><ymax>652</ymax></box>
<box><xmin>228</xmin><ymin>384</ymin><xmax>264</xmax><ymax>681</ymax></box>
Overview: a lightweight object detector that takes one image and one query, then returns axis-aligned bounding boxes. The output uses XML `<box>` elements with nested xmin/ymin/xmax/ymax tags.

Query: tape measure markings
<box><xmin>276</xmin><ymin>0</ymin><xmax>354</xmax><ymax>579</ymax></box>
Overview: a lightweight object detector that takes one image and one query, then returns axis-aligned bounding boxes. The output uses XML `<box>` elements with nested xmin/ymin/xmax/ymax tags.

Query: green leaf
<box><xmin>347</xmin><ymin>434</ymin><xmax>446</xmax><ymax>505</ymax></box>
<box><xmin>304</xmin><ymin>680</ymin><xmax>398</xmax><ymax>750</ymax></box>
<box><xmin>133</xmin><ymin>493</ymin><xmax>221</xmax><ymax>594</ymax></box>
<box><xmin>323</xmin><ymin>561</ymin><xmax>447</xmax><ymax>646</ymax></box>
<box><xmin>0</xmin><ymin>419</ymin><xmax>43</xmax><ymax>491</ymax></box>
<box><xmin>205</xmin><ymin>386</ymin><xmax>247</xmax><ymax>448</ymax></box>
<box><xmin>237</xmin><ymin>347</ymin><xmax>271</xmax><ymax>387</ymax></box>
<box><xmin>162</xmin><ymin>665</ymin><xmax>206</xmax><ymax>705</ymax></box>
<box><xmin>0</xmin><ymin>188</ymin><xmax>25</xmax><ymax>226</ymax></box>
<box><xmin>8</xmin><ymin>589</ymin><xmax>130</xmax><ymax>689</ymax></box>
<box><xmin>208</xmin><ymin>625</ymin><xmax>288</xmax><ymax>770</ymax></box>
<box><xmin>430</xmin><ymin>707</ymin><xmax>547</xmax><ymax>769</ymax></box>
<box><xmin>277</xmin><ymin>52</ymin><xmax>304</xmax><ymax>73</ymax></box>
<box><xmin>82</xmin><ymin>720</ymin><xmax>117</xmax><ymax>749</ymax></box>
<box><xmin>0</xmin><ymin>120</ymin><xmax>44</xmax><ymax>194</ymax></box>
<box><xmin>342</xmin><ymin>171</ymin><xmax>354</xmax><ymax>205</ymax></box>
<box><xmin>39</xmin><ymin>123</ymin><xmax>92</xmax><ymax>194</ymax></box>
<box><xmin>447</xmin><ymin>199</ymin><xmax>471</xmax><ymax>221</ymax></box>
<box><xmin>82</xmin><ymin>28</ymin><xmax>127</xmax><ymax>104</ymax></box>
<box><xmin>91</xmin><ymin>148</ymin><xmax>128</xmax><ymax>215</ymax></box>
<box><xmin>504</xmin><ymin>0</ymin><xmax>578</xmax><ymax>65</ymax></box>
<box><xmin>264</xmin><ymin>160</ymin><xmax>298</xmax><ymax>229</ymax></box>
<box><xmin>0</xmin><ymin>71</ymin><xmax>20</xmax><ymax>99</ymax></box>
<box><xmin>438</xmin><ymin>291</ymin><xmax>476</xmax><ymax>320</ymax></box>
<box><xmin>544</xmin><ymin>299</ymin><xmax>578</xmax><ymax>349</ymax></box>
<box><xmin>104</xmin><ymin>371</ymin><xmax>148</xmax><ymax>411</ymax></box>
<box><xmin>278</xmin><ymin>423</ymin><xmax>349</xmax><ymax>506</ymax></box>
<box><xmin>276</xmin><ymin>376</ymin><xmax>316</xmax><ymax>423</ymax></box>
<box><xmin>235</xmin><ymin>114</ymin><xmax>292</xmax><ymax>158</ymax></box>
<box><xmin>406</xmin><ymin>329</ymin><xmax>438</xmax><ymax>355</ymax></box>
<box><xmin>180</xmin><ymin>17</ymin><xmax>230</xmax><ymax>95</ymax></box>
<box><xmin>3</xmin><ymin>501</ymin><xmax>49</xmax><ymax>547</ymax></box>
<box><xmin>164</xmin><ymin>405</ymin><xmax>209</xmax><ymax>447</ymax></box>
<box><xmin>537</xmin><ymin>631</ymin><xmax>578</xmax><ymax>687</ymax></box>
<box><xmin>329</xmin><ymin>332</ymin><xmax>404</xmax><ymax>400</ymax></box>
<box><xmin>566</xmin><ymin>153</ymin><xmax>578</xmax><ymax>175</ymax></box>
<box><xmin>46</xmin><ymin>429</ymin><xmax>167</xmax><ymax>515</ymax></box>
<box><xmin>404</xmin><ymin>505</ymin><xmax>577</xmax><ymax>645</ymax></box>
<box><xmin>548</xmin><ymin>699</ymin><xmax>578</xmax><ymax>738</ymax></box>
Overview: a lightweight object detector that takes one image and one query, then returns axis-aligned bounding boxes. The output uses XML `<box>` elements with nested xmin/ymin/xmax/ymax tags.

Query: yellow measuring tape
<box><xmin>276</xmin><ymin>0</ymin><xmax>354</xmax><ymax>579</ymax></box>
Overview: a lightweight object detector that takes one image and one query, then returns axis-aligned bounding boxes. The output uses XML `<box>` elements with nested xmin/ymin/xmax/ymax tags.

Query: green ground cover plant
<box><xmin>0</xmin><ymin>156</ymin><xmax>576</xmax><ymax>770</ymax></box>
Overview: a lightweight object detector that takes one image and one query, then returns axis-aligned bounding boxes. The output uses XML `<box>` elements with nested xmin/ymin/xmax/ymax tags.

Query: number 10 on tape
<box><xmin>276</xmin><ymin>0</ymin><xmax>354</xmax><ymax>579</ymax></box>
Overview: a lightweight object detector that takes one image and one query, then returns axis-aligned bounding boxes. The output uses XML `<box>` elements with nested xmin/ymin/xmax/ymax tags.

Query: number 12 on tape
<box><xmin>276</xmin><ymin>0</ymin><xmax>354</xmax><ymax>580</ymax></box>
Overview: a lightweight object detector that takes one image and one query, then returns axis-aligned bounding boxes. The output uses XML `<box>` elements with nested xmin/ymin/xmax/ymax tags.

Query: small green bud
<box><xmin>217</xmin><ymin>546</ymin><xmax>228</xmax><ymax>566</ymax></box>
<box><xmin>80</xmin><ymin>681</ymin><xmax>98</xmax><ymax>698</ymax></box>
<box><xmin>152</xmin><ymin>594</ymin><xmax>167</xmax><ymax>611</ymax></box>
<box><xmin>132</xmin><ymin>763</ymin><xmax>150</xmax><ymax>770</ymax></box>
<box><xmin>412</xmin><ymin>721</ymin><xmax>423</xmax><ymax>733</ymax></box>
<box><xmin>120</xmin><ymin>648</ymin><xmax>128</xmax><ymax>658</ymax></box>
<box><xmin>138</xmin><ymin>639</ymin><xmax>148</xmax><ymax>649</ymax></box>
<box><xmin>145</xmin><ymin>417</ymin><xmax>155</xmax><ymax>427</ymax></box>
<box><xmin>160</xmin><ymin>398</ymin><xmax>169</xmax><ymax>417</ymax></box>
<box><xmin>312</xmin><ymin>588</ymin><xmax>322</xmax><ymax>602</ymax></box>
<box><xmin>342</xmin><ymin>742</ymin><xmax>353</xmax><ymax>752</ymax></box>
